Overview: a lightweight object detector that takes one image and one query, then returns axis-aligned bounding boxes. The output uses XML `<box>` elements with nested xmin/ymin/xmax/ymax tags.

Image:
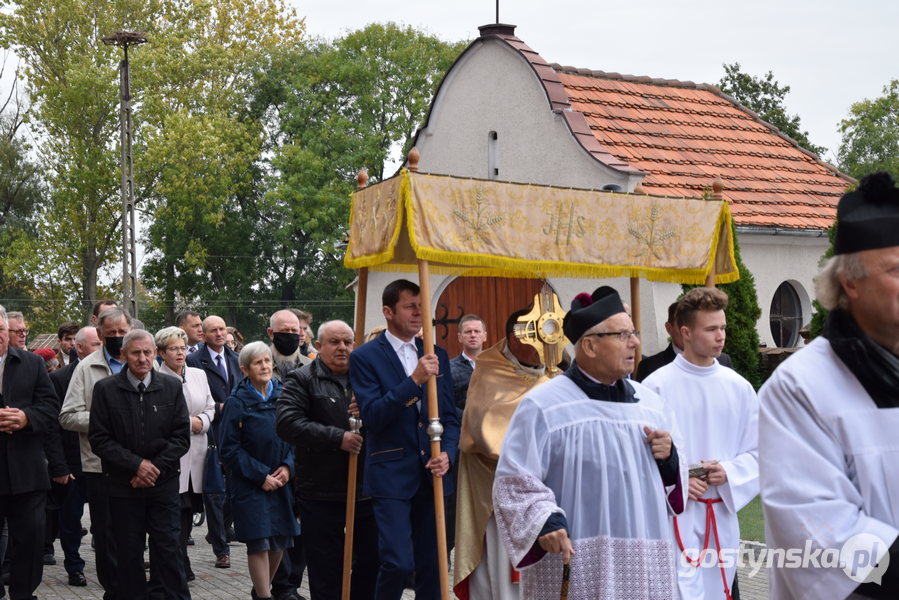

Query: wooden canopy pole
<box><xmin>342</xmin><ymin>167</ymin><xmax>369</xmax><ymax>600</ymax></box>
<box><xmin>417</xmin><ymin>258</ymin><xmax>450</xmax><ymax>600</ymax></box>
<box><xmin>630</xmin><ymin>277</ymin><xmax>641</xmax><ymax>372</ymax></box>
<box><xmin>409</xmin><ymin>147</ymin><xmax>450</xmax><ymax>600</ymax></box>
<box><xmin>705</xmin><ymin>177</ymin><xmax>724</xmax><ymax>288</ymax></box>
<box><xmin>352</xmin><ymin>168</ymin><xmax>370</xmax><ymax>343</ymax></box>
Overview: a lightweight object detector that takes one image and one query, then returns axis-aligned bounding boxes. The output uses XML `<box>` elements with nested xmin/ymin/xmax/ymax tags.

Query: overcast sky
<box><xmin>291</xmin><ymin>0</ymin><xmax>898</xmax><ymax>166</ymax></box>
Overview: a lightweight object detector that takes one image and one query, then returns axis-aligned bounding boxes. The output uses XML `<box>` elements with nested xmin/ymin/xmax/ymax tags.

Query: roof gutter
<box><xmin>736</xmin><ymin>226</ymin><xmax>828</xmax><ymax>237</ymax></box>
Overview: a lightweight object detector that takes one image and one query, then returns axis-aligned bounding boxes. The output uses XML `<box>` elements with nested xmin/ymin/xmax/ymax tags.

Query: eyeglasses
<box><xmin>165</xmin><ymin>346</ymin><xmax>187</xmax><ymax>353</ymax></box>
<box><xmin>582</xmin><ymin>330</ymin><xmax>640</xmax><ymax>342</ymax></box>
<box><xmin>9</xmin><ymin>329</ymin><xmax>29</xmax><ymax>336</ymax></box>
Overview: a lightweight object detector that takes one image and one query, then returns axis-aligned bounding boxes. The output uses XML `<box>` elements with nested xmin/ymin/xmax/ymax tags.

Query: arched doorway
<box><xmin>434</xmin><ymin>276</ymin><xmax>547</xmax><ymax>356</ymax></box>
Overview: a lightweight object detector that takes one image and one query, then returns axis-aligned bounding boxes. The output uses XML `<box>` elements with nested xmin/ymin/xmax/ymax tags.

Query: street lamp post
<box><xmin>102</xmin><ymin>31</ymin><xmax>147</xmax><ymax>319</ymax></box>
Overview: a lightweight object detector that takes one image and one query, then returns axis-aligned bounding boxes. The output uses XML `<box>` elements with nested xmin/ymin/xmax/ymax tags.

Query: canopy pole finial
<box><xmin>408</xmin><ymin>147</ymin><xmax>420</xmax><ymax>172</ymax></box>
<box><xmin>705</xmin><ymin>176</ymin><xmax>725</xmax><ymax>288</ymax></box>
<box><xmin>357</xmin><ymin>168</ymin><xmax>368</xmax><ymax>190</ymax></box>
<box><xmin>711</xmin><ymin>177</ymin><xmax>725</xmax><ymax>200</ymax></box>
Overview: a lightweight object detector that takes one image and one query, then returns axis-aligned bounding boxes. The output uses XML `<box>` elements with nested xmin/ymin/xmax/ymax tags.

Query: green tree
<box><xmin>719</xmin><ymin>62</ymin><xmax>827</xmax><ymax>157</ymax></box>
<box><xmin>134</xmin><ymin>0</ymin><xmax>304</xmax><ymax>326</ymax></box>
<box><xmin>838</xmin><ymin>79</ymin><xmax>899</xmax><ymax>180</ymax></box>
<box><xmin>0</xmin><ymin>0</ymin><xmax>162</xmax><ymax>317</ymax></box>
<box><xmin>1</xmin><ymin>0</ymin><xmax>303</xmax><ymax>325</ymax></box>
<box><xmin>243</xmin><ymin>23</ymin><xmax>465</xmax><ymax>321</ymax></box>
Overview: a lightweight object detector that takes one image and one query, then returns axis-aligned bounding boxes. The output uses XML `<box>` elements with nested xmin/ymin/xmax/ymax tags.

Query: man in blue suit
<box><xmin>186</xmin><ymin>315</ymin><xmax>240</xmax><ymax>569</ymax></box>
<box><xmin>350</xmin><ymin>279</ymin><xmax>460</xmax><ymax>600</ymax></box>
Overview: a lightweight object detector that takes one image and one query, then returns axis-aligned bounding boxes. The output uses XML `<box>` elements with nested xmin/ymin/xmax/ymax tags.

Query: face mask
<box><xmin>272</xmin><ymin>332</ymin><xmax>300</xmax><ymax>356</ymax></box>
<box><xmin>105</xmin><ymin>336</ymin><xmax>125</xmax><ymax>359</ymax></box>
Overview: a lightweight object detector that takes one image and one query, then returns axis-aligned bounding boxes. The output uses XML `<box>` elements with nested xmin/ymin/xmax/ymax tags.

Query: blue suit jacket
<box><xmin>186</xmin><ymin>344</ymin><xmax>241</xmax><ymax>422</ymax></box>
<box><xmin>349</xmin><ymin>332</ymin><xmax>459</xmax><ymax>500</ymax></box>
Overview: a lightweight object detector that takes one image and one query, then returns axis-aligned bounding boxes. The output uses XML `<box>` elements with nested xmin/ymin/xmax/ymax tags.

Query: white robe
<box><xmin>643</xmin><ymin>355</ymin><xmax>759</xmax><ymax>599</ymax></box>
<box><xmin>493</xmin><ymin>375</ymin><xmax>687</xmax><ymax>600</ymax></box>
<box><xmin>759</xmin><ymin>336</ymin><xmax>899</xmax><ymax>600</ymax></box>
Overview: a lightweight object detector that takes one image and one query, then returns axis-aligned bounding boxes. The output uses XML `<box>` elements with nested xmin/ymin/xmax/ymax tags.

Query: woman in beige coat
<box><xmin>155</xmin><ymin>326</ymin><xmax>216</xmax><ymax>582</ymax></box>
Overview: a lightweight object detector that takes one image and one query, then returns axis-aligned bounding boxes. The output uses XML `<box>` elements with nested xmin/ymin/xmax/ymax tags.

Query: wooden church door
<box><xmin>433</xmin><ymin>276</ymin><xmax>547</xmax><ymax>357</ymax></box>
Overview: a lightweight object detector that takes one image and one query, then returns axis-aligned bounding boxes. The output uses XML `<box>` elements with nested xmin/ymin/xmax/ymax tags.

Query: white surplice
<box><xmin>493</xmin><ymin>374</ymin><xmax>687</xmax><ymax>600</ymax></box>
<box><xmin>643</xmin><ymin>355</ymin><xmax>759</xmax><ymax>599</ymax></box>
<box><xmin>759</xmin><ymin>337</ymin><xmax>899</xmax><ymax>600</ymax></box>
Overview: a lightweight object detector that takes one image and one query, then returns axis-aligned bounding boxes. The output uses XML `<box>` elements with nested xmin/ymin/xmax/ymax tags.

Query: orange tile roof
<box><xmin>469</xmin><ymin>27</ymin><xmax>853</xmax><ymax>231</ymax></box>
<box><xmin>555</xmin><ymin>67</ymin><xmax>852</xmax><ymax>230</ymax></box>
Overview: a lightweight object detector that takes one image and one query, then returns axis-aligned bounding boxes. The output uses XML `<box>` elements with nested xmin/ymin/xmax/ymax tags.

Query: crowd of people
<box><xmin>1</xmin><ymin>172</ymin><xmax>897</xmax><ymax>600</ymax></box>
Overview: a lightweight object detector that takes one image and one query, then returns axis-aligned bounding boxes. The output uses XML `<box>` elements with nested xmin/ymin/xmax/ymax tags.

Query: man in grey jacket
<box><xmin>60</xmin><ymin>307</ymin><xmax>132</xmax><ymax>599</ymax></box>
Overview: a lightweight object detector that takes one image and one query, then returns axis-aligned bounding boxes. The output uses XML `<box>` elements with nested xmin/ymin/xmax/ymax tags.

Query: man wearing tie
<box><xmin>349</xmin><ymin>279</ymin><xmax>460</xmax><ymax>600</ymax></box>
<box><xmin>186</xmin><ymin>315</ymin><xmax>240</xmax><ymax>569</ymax></box>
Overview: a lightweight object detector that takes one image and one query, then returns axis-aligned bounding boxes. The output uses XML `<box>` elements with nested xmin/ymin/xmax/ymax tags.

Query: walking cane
<box><xmin>341</xmin><ymin>413</ymin><xmax>362</xmax><ymax>600</ymax></box>
<box><xmin>560</xmin><ymin>562</ymin><xmax>570</xmax><ymax>600</ymax></box>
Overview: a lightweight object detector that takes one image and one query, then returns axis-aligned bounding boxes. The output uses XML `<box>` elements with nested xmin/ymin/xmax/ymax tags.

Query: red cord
<box><xmin>673</xmin><ymin>498</ymin><xmax>733</xmax><ymax>600</ymax></box>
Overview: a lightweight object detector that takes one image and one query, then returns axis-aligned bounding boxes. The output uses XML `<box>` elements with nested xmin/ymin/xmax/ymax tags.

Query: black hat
<box><xmin>834</xmin><ymin>172</ymin><xmax>899</xmax><ymax>255</ymax></box>
<box><xmin>563</xmin><ymin>286</ymin><xmax>626</xmax><ymax>343</ymax></box>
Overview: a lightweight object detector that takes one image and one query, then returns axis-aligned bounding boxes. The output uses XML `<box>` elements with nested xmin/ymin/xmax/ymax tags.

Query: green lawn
<box><xmin>738</xmin><ymin>495</ymin><xmax>765</xmax><ymax>542</ymax></box>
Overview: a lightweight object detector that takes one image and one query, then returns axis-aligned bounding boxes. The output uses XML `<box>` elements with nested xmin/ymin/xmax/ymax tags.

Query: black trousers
<box><xmin>58</xmin><ymin>476</ymin><xmax>87</xmax><ymax>574</ymax></box>
<box><xmin>84</xmin><ymin>472</ymin><xmax>118</xmax><ymax>599</ymax></box>
<box><xmin>0</xmin><ymin>490</ymin><xmax>45</xmax><ymax>600</ymax></box>
<box><xmin>297</xmin><ymin>497</ymin><xmax>379</xmax><ymax>600</ymax></box>
<box><xmin>107</xmin><ymin>479</ymin><xmax>189</xmax><ymax>600</ymax></box>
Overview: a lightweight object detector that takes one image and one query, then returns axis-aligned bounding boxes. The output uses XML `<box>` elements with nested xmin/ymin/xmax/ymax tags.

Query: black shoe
<box><xmin>43</xmin><ymin>553</ymin><xmax>57</xmax><ymax>565</ymax></box>
<box><xmin>186</xmin><ymin>535</ymin><xmax>195</xmax><ymax>546</ymax></box>
<box><xmin>68</xmin><ymin>571</ymin><xmax>88</xmax><ymax>587</ymax></box>
<box><xmin>186</xmin><ymin>571</ymin><xmax>196</xmax><ymax>582</ymax></box>
<box><xmin>225</xmin><ymin>526</ymin><xmax>236</xmax><ymax>542</ymax></box>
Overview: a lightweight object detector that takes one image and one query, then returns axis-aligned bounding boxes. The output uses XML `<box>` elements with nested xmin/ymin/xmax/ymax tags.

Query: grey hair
<box><xmin>74</xmin><ymin>326</ymin><xmax>95</xmax><ymax>344</ymax></box>
<box><xmin>815</xmin><ymin>253</ymin><xmax>868</xmax><ymax>311</ymax></box>
<box><xmin>122</xmin><ymin>328</ymin><xmax>154</xmax><ymax>352</ymax></box>
<box><xmin>7</xmin><ymin>311</ymin><xmax>24</xmax><ymax>322</ymax></box>
<box><xmin>317</xmin><ymin>319</ymin><xmax>353</xmax><ymax>341</ymax></box>
<box><xmin>154</xmin><ymin>326</ymin><xmax>187</xmax><ymax>350</ymax></box>
<box><xmin>0</xmin><ymin>304</ymin><xmax>6</xmax><ymax>325</ymax></box>
<box><xmin>239</xmin><ymin>341</ymin><xmax>272</xmax><ymax>369</ymax></box>
<box><xmin>269</xmin><ymin>309</ymin><xmax>299</xmax><ymax>330</ymax></box>
<box><xmin>98</xmin><ymin>307</ymin><xmax>133</xmax><ymax>329</ymax></box>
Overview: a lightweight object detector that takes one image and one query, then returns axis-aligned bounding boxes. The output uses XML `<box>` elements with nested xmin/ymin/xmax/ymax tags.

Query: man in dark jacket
<box><xmin>49</xmin><ymin>325</ymin><xmax>101</xmax><ymax>586</ymax></box>
<box><xmin>88</xmin><ymin>329</ymin><xmax>190</xmax><ymax>600</ymax></box>
<box><xmin>277</xmin><ymin>320</ymin><xmax>379</xmax><ymax>600</ymax></box>
<box><xmin>0</xmin><ymin>306</ymin><xmax>60</xmax><ymax>600</ymax></box>
<box><xmin>186</xmin><ymin>314</ymin><xmax>239</xmax><ymax>568</ymax></box>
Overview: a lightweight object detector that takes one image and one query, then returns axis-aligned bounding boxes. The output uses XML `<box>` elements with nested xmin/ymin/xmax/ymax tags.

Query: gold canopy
<box><xmin>344</xmin><ymin>170</ymin><xmax>738</xmax><ymax>284</ymax></box>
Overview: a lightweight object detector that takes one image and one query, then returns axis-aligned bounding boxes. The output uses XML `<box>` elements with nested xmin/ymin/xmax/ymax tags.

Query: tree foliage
<box><xmin>0</xmin><ymin>6</ymin><xmax>464</xmax><ymax>335</ymax></box>
<box><xmin>0</xmin><ymin>0</ymin><xmax>163</xmax><ymax>318</ymax></box>
<box><xmin>838</xmin><ymin>79</ymin><xmax>899</xmax><ymax>180</ymax></box>
<box><xmin>719</xmin><ymin>62</ymin><xmax>826</xmax><ymax>157</ymax></box>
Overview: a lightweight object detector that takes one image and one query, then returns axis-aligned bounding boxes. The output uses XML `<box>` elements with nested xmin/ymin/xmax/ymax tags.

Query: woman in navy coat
<box><xmin>219</xmin><ymin>342</ymin><xmax>300</xmax><ymax>600</ymax></box>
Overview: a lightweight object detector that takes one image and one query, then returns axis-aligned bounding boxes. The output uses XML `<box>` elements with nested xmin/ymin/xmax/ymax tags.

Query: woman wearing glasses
<box><xmin>155</xmin><ymin>326</ymin><xmax>216</xmax><ymax>582</ymax></box>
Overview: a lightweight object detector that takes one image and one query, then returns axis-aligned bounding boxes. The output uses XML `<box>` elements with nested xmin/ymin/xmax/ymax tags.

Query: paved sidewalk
<box><xmin>36</xmin><ymin>525</ymin><xmax>767</xmax><ymax>598</ymax></box>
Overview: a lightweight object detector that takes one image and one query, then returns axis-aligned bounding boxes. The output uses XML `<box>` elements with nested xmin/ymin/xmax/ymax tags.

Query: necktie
<box><xmin>188</xmin><ymin>346</ymin><xmax>197</xmax><ymax>354</ymax></box>
<box><xmin>137</xmin><ymin>382</ymin><xmax>146</xmax><ymax>395</ymax></box>
<box><xmin>216</xmin><ymin>355</ymin><xmax>228</xmax><ymax>382</ymax></box>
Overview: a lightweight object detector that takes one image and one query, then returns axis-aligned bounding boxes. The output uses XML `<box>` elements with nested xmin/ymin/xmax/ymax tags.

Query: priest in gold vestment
<box><xmin>453</xmin><ymin>309</ymin><xmax>551</xmax><ymax>600</ymax></box>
